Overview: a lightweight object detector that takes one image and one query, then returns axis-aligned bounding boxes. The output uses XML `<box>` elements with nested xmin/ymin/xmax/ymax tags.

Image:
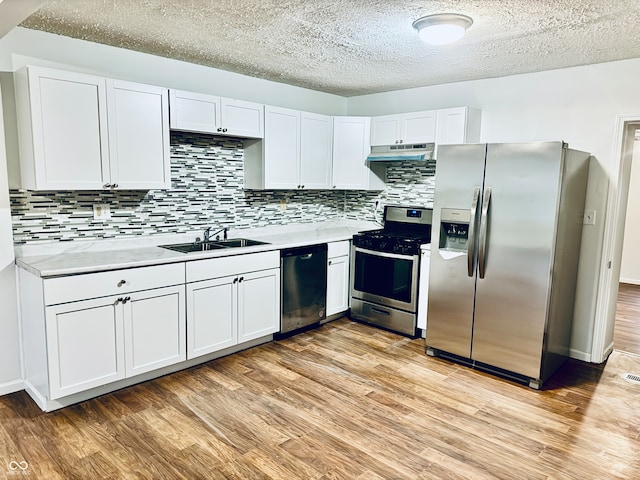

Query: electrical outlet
<box><xmin>93</xmin><ymin>203</ymin><xmax>111</xmax><ymax>220</ymax></box>
<box><xmin>583</xmin><ymin>209</ymin><xmax>596</xmax><ymax>225</ymax></box>
<box><xmin>279</xmin><ymin>198</ymin><xmax>287</xmax><ymax>212</ymax></box>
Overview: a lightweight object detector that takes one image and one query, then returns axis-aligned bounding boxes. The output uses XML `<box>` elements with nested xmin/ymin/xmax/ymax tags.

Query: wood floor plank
<box><xmin>614</xmin><ymin>282</ymin><xmax>640</xmax><ymax>355</ymax></box>
<box><xmin>1</xmin><ymin>318</ymin><xmax>639</xmax><ymax>479</ymax></box>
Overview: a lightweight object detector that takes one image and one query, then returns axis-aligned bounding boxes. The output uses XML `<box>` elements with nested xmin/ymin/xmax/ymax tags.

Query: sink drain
<box><xmin>622</xmin><ymin>373</ymin><xmax>640</xmax><ymax>384</ymax></box>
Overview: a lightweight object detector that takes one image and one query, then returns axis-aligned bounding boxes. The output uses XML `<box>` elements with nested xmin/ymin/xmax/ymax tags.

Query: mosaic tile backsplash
<box><xmin>9</xmin><ymin>132</ymin><xmax>435</xmax><ymax>245</ymax></box>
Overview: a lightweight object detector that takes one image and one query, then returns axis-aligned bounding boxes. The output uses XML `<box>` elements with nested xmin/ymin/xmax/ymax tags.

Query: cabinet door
<box><xmin>332</xmin><ymin>116</ymin><xmax>374</xmax><ymax>190</ymax></box>
<box><xmin>23</xmin><ymin>67</ymin><xmax>109</xmax><ymax>190</ymax></box>
<box><xmin>300</xmin><ymin>112</ymin><xmax>333</xmax><ymax>189</ymax></box>
<box><xmin>124</xmin><ymin>285</ymin><xmax>186</xmax><ymax>377</ymax></box>
<box><xmin>436</xmin><ymin>107</ymin><xmax>469</xmax><ymax>146</ymax></box>
<box><xmin>221</xmin><ymin>98</ymin><xmax>264</xmax><ymax>138</ymax></box>
<box><xmin>263</xmin><ymin>106</ymin><xmax>300</xmax><ymax>189</ymax></box>
<box><xmin>107</xmin><ymin>80</ymin><xmax>171</xmax><ymax>189</ymax></box>
<box><xmin>370</xmin><ymin>114</ymin><xmax>401</xmax><ymax>146</ymax></box>
<box><xmin>403</xmin><ymin>111</ymin><xmax>437</xmax><ymax>144</ymax></box>
<box><xmin>45</xmin><ymin>297</ymin><xmax>125</xmax><ymax>399</ymax></box>
<box><xmin>169</xmin><ymin>89</ymin><xmax>221</xmax><ymax>134</ymax></box>
<box><xmin>186</xmin><ymin>276</ymin><xmax>237</xmax><ymax>359</ymax></box>
<box><xmin>327</xmin><ymin>255</ymin><xmax>349</xmax><ymax>316</ymax></box>
<box><xmin>237</xmin><ymin>268</ymin><xmax>280</xmax><ymax>343</ymax></box>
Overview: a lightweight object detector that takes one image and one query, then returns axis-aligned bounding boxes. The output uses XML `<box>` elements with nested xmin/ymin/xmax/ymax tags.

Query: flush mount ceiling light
<box><xmin>412</xmin><ymin>13</ymin><xmax>473</xmax><ymax>46</ymax></box>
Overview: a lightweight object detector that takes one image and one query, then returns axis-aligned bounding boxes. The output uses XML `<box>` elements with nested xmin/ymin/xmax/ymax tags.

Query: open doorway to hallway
<box><xmin>615</xmin><ymin>128</ymin><xmax>640</xmax><ymax>356</ymax></box>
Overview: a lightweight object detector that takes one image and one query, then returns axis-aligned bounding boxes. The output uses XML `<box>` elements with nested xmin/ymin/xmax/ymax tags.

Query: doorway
<box><xmin>593</xmin><ymin>117</ymin><xmax>640</xmax><ymax>362</ymax></box>
<box><xmin>613</xmin><ymin>129</ymin><xmax>640</xmax><ymax>356</ymax></box>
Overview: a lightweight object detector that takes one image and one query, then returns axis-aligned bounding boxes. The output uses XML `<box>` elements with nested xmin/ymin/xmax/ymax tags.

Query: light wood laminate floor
<box><xmin>2</xmin><ymin>319</ymin><xmax>640</xmax><ymax>479</ymax></box>
<box><xmin>615</xmin><ymin>282</ymin><xmax>640</xmax><ymax>355</ymax></box>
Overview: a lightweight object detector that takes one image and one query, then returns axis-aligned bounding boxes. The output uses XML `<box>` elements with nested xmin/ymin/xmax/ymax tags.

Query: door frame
<box><xmin>591</xmin><ymin>115</ymin><xmax>640</xmax><ymax>363</ymax></box>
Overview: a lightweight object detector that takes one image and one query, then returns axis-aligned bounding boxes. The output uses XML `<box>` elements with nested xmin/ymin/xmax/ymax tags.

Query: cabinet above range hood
<box><xmin>366</xmin><ymin>143</ymin><xmax>434</xmax><ymax>162</ymax></box>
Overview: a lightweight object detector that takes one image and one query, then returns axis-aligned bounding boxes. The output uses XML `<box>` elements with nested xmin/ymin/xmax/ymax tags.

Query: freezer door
<box><xmin>426</xmin><ymin>143</ymin><xmax>486</xmax><ymax>358</ymax></box>
<box><xmin>472</xmin><ymin>142</ymin><xmax>564</xmax><ymax>378</ymax></box>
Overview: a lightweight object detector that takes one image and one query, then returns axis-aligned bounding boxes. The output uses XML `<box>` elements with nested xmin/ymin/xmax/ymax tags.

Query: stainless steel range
<box><xmin>350</xmin><ymin>205</ymin><xmax>432</xmax><ymax>336</ymax></box>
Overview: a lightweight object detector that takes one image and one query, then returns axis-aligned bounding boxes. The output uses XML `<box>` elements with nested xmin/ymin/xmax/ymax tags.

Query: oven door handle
<box><xmin>353</xmin><ymin>246</ymin><xmax>418</xmax><ymax>261</ymax></box>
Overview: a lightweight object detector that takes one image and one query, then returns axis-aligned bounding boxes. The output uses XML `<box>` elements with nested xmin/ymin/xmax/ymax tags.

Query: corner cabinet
<box><xmin>332</xmin><ymin>116</ymin><xmax>385</xmax><ymax>190</ymax></box>
<box><xmin>185</xmin><ymin>251</ymin><xmax>280</xmax><ymax>359</ymax></box>
<box><xmin>169</xmin><ymin>89</ymin><xmax>264</xmax><ymax>139</ymax></box>
<box><xmin>19</xmin><ymin>263</ymin><xmax>186</xmax><ymax>404</ymax></box>
<box><xmin>14</xmin><ymin>66</ymin><xmax>171</xmax><ymax>191</ymax></box>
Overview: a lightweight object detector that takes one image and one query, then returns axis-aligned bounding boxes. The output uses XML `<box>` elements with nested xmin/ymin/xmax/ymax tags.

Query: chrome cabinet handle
<box><xmin>117</xmin><ymin>280</ymin><xmax>126</xmax><ymax>287</ymax></box>
<box><xmin>103</xmin><ymin>183</ymin><xmax>111</xmax><ymax>188</ymax></box>
<box><xmin>233</xmin><ymin>277</ymin><xmax>238</xmax><ymax>283</ymax></box>
<box><xmin>478</xmin><ymin>187</ymin><xmax>492</xmax><ymax>279</ymax></box>
<box><xmin>238</xmin><ymin>276</ymin><xmax>244</xmax><ymax>282</ymax></box>
<box><xmin>468</xmin><ymin>186</ymin><xmax>481</xmax><ymax>277</ymax></box>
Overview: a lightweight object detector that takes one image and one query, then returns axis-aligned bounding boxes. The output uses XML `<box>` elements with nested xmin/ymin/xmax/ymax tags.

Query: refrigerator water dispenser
<box><xmin>439</xmin><ymin>208</ymin><xmax>471</xmax><ymax>252</ymax></box>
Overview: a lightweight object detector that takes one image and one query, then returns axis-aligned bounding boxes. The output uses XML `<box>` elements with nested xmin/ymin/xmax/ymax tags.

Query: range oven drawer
<box><xmin>351</xmin><ymin>298</ymin><xmax>417</xmax><ymax>336</ymax></box>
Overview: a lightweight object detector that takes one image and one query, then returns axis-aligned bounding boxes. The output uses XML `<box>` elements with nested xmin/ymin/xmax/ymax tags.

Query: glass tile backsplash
<box><xmin>10</xmin><ymin>132</ymin><xmax>435</xmax><ymax>245</ymax></box>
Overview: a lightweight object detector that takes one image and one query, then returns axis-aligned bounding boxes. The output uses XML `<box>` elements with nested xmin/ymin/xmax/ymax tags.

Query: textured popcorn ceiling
<box><xmin>20</xmin><ymin>0</ymin><xmax>640</xmax><ymax>97</ymax></box>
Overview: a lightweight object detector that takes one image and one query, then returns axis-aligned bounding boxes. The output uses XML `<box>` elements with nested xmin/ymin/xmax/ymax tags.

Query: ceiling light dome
<box><xmin>412</xmin><ymin>13</ymin><xmax>473</xmax><ymax>46</ymax></box>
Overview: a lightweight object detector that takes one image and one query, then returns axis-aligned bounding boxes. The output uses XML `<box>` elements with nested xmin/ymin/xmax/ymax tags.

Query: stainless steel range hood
<box><xmin>366</xmin><ymin>143</ymin><xmax>435</xmax><ymax>162</ymax></box>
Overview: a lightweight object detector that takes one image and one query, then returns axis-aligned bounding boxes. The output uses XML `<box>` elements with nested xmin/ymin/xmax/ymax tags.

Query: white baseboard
<box><xmin>569</xmin><ymin>348</ymin><xmax>591</xmax><ymax>363</ymax></box>
<box><xmin>619</xmin><ymin>277</ymin><xmax>640</xmax><ymax>285</ymax></box>
<box><xmin>0</xmin><ymin>379</ymin><xmax>24</xmax><ymax>397</ymax></box>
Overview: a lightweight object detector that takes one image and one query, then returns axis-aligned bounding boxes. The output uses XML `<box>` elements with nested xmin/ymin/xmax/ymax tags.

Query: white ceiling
<box><xmin>18</xmin><ymin>0</ymin><xmax>640</xmax><ymax>97</ymax></box>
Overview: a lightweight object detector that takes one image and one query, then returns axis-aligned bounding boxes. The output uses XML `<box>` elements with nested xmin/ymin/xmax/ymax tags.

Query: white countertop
<box><xmin>15</xmin><ymin>220</ymin><xmax>379</xmax><ymax>278</ymax></box>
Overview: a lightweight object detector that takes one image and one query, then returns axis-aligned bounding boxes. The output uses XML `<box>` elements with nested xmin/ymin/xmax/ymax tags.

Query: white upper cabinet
<box><xmin>262</xmin><ymin>105</ymin><xmax>300</xmax><ymax>189</ymax></box>
<box><xmin>15</xmin><ymin>66</ymin><xmax>171</xmax><ymax>191</ymax></box>
<box><xmin>434</xmin><ymin>107</ymin><xmax>482</xmax><ymax>157</ymax></box>
<box><xmin>370</xmin><ymin>111</ymin><xmax>436</xmax><ymax>146</ymax></box>
<box><xmin>332</xmin><ymin>116</ymin><xmax>385</xmax><ymax>190</ymax></box>
<box><xmin>107</xmin><ymin>80</ymin><xmax>170</xmax><ymax>190</ymax></box>
<box><xmin>435</xmin><ymin>107</ymin><xmax>482</xmax><ymax>145</ymax></box>
<box><xmin>244</xmin><ymin>106</ymin><xmax>333</xmax><ymax>190</ymax></box>
<box><xmin>169</xmin><ymin>89</ymin><xmax>264</xmax><ymax>139</ymax></box>
<box><xmin>300</xmin><ymin>111</ymin><xmax>333</xmax><ymax>189</ymax></box>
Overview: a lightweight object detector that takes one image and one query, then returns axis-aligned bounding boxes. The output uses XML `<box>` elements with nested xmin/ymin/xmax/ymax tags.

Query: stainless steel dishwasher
<box><xmin>280</xmin><ymin>244</ymin><xmax>328</xmax><ymax>334</ymax></box>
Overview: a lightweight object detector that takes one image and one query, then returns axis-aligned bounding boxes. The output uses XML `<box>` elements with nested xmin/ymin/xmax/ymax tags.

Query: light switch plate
<box><xmin>93</xmin><ymin>204</ymin><xmax>111</xmax><ymax>220</ymax></box>
<box><xmin>583</xmin><ymin>209</ymin><xmax>596</xmax><ymax>225</ymax></box>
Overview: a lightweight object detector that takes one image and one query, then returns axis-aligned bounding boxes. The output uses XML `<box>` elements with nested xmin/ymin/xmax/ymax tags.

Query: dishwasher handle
<box><xmin>280</xmin><ymin>243</ymin><xmax>328</xmax><ymax>258</ymax></box>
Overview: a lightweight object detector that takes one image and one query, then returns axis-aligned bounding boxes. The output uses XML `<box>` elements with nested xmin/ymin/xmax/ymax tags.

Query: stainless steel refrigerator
<box><xmin>426</xmin><ymin>142</ymin><xmax>589</xmax><ymax>388</ymax></box>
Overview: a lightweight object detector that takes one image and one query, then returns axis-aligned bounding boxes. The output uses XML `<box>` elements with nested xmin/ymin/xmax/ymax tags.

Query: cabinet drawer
<box><xmin>328</xmin><ymin>240</ymin><xmax>350</xmax><ymax>258</ymax></box>
<box><xmin>187</xmin><ymin>251</ymin><xmax>279</xmax><ymax>283</ymax></box>
<box><xmin>43</xmin><ymin>263</ymin><xmax>185</xmax><ymax>306</ymax></box>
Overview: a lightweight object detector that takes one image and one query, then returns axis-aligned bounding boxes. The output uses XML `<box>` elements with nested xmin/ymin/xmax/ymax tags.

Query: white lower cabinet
<box><xmin>187</xmin><ymin>276</ymin><xmax>237</xmax><ymax>358</ymax></box>
<box><xmin>45</xmin><ymin>296</ymin><xmax>125</xmax><ymax>399</ymax></box>
<box><xmin>123</xmin><ymin>285</ymin><xmax>186</xmax><ymax>377</ymax></box>
<box><xmin>326</xmin><ymin>241</ymin><xmax>350</xmax><ymax>316</ymax></box>
<box><xmin>186</xmin><ymin>251</ymin><xmax>280</xmax><ymax>359</ymax></box>
<box><xmin>20</xmin><ymin>263</ymin><xmax>186</xmax><ymax>404</ymax></box>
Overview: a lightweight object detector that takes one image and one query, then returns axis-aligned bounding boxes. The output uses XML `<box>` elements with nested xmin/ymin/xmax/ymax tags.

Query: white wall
<box><xmin>347</xmin><ymin>60</ymin><xmax>640</xmax><ymax>361</ymax></box>
<box><xmin>0</xmin><ymin>81</ymin><xmax>22</xmax><ymax>395</ymax></box>
<box><xmin>620</xmin><ymin>138</ymin><xmax>640</xmax><ymax>284</ymax></box>
<box><xmin>0</xmin><ymin>27</ymin><xmax>347</xmax><ymax>115</ymax></box>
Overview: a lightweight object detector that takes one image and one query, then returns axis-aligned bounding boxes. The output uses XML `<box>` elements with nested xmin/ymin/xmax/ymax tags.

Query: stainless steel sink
<box><xmin>213</xmin><ymin>238</ymin><xmax>269</xmax><ymax>248</ymax></box>
<box><xmin>159</xmin><ymin>238</ymin><xmax>269</xmax><ymax>253</ymax></box>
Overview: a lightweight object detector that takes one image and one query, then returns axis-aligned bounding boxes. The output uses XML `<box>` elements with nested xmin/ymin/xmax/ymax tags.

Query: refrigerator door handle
<box><xmin>478</xmin><ymin>187</ymin><xmax>492</xmax><ymax>279</ymax></box>
<box><xmin>467</xmin><ymin>186</ymin><xmax>481</xmax><ymax>277</ymax></box>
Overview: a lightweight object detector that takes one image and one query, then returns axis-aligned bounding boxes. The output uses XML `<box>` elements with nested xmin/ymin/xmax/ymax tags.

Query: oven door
<box><xmin>351</xmin><ymin>246</ymin><xmax>419</xmax><ymax>312</ymax></box>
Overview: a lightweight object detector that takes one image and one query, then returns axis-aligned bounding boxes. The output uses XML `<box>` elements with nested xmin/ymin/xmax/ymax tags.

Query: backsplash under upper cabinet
<box><xmin>9</xmin><ymin>132</ymin><xmax>435</xmax><ymax>245</ymax></box>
